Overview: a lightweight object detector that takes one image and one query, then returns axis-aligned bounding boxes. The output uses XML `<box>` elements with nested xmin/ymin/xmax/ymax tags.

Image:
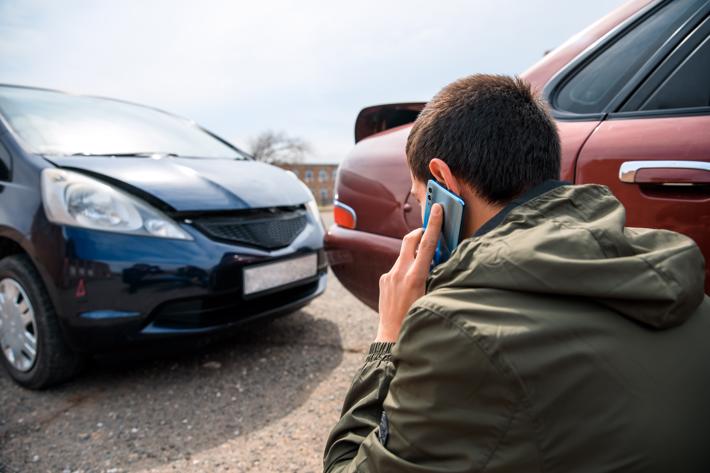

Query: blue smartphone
<box><xmin>422</xmin><ymin>179</ymin><xmax>466</xmax><ymax>267</ymax></box>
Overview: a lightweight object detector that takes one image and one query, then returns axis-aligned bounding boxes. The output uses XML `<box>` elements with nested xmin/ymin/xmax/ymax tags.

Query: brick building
<box><xmin>275</xmin><ymin>163</ymin><xmax>339</xmax><ymax>206</ymax></box>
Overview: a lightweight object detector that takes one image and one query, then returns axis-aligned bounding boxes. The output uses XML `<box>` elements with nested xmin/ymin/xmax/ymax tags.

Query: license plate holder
<box><xmin>243</xmin><ymin>253</ymin><xmax>318</xmax><ymax>297</ymax></box>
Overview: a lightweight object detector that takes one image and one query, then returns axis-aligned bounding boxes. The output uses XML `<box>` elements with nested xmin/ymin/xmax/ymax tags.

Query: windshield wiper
<box><xmin>70</xmin><ymin>152</ymin><xmax>181</xmax><ymax>158</ymax></box>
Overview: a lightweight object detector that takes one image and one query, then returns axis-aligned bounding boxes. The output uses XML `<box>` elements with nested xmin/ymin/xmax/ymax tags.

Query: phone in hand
<box><xmin>422</xmin><ymin>179</ymin><xmax>466</xmax><ymax>268</ymax></box>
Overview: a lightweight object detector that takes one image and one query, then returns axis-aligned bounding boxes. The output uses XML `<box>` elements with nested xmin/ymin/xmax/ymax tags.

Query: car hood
<box><xmin>44</xmin><ymin>156</ymin><xmax>313</xmax><ymax>211</ymax></box>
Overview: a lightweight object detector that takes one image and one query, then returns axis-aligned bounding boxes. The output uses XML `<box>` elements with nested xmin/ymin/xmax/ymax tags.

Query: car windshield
<box><xmin>0</xmin><ymin>86</ymin><xmax>247</xmax><ymax>159</ymax></box>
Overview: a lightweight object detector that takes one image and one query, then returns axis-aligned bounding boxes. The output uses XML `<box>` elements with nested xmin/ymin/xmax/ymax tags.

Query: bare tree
<box><xmin>247</xmin><ymin>130</ymin><xmax>312</xmax><ymax>164</ymax></box>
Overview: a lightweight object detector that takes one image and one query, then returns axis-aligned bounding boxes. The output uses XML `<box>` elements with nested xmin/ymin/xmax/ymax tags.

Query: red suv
<box><xmin>326</xmin><ymin>0</ymin><xmax>710</xmax><ymax>310</ymax></box>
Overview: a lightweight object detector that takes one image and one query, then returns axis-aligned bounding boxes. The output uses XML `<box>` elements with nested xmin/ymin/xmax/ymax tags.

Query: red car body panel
<box><xmin>326</xmin><ymin>227</ymin><xmax>401</xmax><ymax>307</ymax></box>
<box><xmin>576</xmin><ymin>115</ymin><xmax>710</xmax><ymax>270</ymax></box>
<box><xmin>337</xmin><ymin>126</ymin><xmax>414</xmax><ymax>239</ymax></box>
<box><xmin>328</xmin><ymin>0</ymin><xmax>709</xmax><ymax>310</ymax></box>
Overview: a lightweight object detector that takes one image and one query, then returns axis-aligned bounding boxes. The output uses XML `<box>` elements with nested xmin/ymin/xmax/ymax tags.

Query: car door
<box><xmin>574</xmin><ymin>6</ymin><xmax>710</xmax><ymax>293</ymax></box>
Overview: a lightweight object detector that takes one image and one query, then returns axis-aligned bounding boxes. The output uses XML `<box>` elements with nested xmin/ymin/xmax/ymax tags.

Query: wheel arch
<box><xmin>0</xmin><ymin>227</ymin><xmax>63</xmax><ymax>320</ymax></box>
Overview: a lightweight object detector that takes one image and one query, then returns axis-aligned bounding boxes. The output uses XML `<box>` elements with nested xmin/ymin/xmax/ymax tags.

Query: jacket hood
<box><xmin>428</xmin><ymin>184</ymin><xmax>706</xmax><ymax>329</ymax></box>
<box><xmin>44</xmin><ymin>156</ymin><xmax>313</xmax><ymax>211</ymax></box>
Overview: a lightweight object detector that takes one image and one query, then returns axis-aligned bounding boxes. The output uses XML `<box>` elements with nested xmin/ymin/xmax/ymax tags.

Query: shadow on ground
<box><xmin>0</xmin><ymin>309</ymin><xmax>344</xmax><ymax>473</ymax></box>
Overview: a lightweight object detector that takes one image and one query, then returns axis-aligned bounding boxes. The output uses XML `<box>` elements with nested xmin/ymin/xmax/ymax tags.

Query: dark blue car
<box><xmin>0</xmin><ymin>85</ymin><xmax>327</xmax><ymax>388</ymax></box>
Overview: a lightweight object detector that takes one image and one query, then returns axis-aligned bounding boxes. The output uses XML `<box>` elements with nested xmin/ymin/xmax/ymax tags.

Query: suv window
<box><xmin>555</xmin><ymin>0</ymin><xmax>697</xmax><ymax>114</ymax></box>
<box><xmin>0</xmin><ymin>142</ymin><xmax>11</xmax><ymax>181</ymax></box>
<box><xmin>639</xmin><ymin>27</ymin><xmax>710</xmax><ymax>110</ymax></box>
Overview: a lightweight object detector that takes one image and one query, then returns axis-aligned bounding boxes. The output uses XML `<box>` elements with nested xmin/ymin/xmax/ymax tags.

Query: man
<box><xmin>323</xmin><ymin>74</ymin><xmax>710</xmax><ymax>472</ymax></box>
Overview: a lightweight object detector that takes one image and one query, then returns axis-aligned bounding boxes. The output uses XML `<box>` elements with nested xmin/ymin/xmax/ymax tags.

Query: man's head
<box><xmin>407</xmin><ymin>74</ymin><xmax>561</xmax><ymax>232</ymax></box>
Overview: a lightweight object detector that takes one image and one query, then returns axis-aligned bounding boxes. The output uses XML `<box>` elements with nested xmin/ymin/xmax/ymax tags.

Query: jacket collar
<box><xmin>473</xmin><ymin>180</ymin><xmax>568</xmax><ymax>238</ymax></box>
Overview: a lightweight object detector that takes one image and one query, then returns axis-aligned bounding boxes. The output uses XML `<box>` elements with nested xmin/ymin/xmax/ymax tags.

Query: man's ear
<box><xmin>428</xmin><ymin>158</ymin><xmax>462</xmax><ymax>195</ymax></box>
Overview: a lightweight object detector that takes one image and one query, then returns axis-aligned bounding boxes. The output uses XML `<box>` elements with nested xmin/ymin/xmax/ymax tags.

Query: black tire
<box><xmin>0</xmin><ymin>254</ymin><xmax>84</xmax><ymax>389</ymax></box>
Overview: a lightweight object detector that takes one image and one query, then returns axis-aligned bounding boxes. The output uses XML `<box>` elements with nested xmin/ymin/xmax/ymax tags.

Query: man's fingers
<box><xmin>398</xmin><ymin>228</ymin><xmax>424</xmax><ymax>263</ymax></box>
<box><xmin>414</xmin><ymin>203</ymin><xmax>443</xmax><ymax>270</ymax></box>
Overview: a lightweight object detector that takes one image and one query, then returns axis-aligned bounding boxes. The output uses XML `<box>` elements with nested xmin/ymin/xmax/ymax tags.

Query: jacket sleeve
<box><xmin>323</xmin><ymin>340</ymin><xmax>396</xmax><ymax>472</ymax></box>
<box><xmin>323</xmin><ymin>306</ymin><xmax>519</xmax><ymax>473</ymax></box>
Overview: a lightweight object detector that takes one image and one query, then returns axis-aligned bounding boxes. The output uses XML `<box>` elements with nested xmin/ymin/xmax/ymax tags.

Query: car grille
<box><xmin>193</xmin><ymin>209</ymin><xmax>308</xmax><ymax>249</ymax></box>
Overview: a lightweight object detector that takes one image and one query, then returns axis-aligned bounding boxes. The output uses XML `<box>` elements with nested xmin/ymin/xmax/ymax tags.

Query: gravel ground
<box><xmin>0</xmin><ymin>212</ymin><xmax>381</xmax><ymax>473</ymax></box>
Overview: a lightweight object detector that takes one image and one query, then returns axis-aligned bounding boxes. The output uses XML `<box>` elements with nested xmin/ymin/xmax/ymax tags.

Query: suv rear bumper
<box><xmin>324</xmin><ymin>224</ymin><xmax>399</xmax><ymax>311</ymax></box>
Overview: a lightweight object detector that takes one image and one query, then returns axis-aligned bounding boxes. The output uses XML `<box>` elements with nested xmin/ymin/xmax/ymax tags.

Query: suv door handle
<box><xmin>619</xmin><ymin>160</ymin><xmax>710</xmax><ymax>185</ymax></box>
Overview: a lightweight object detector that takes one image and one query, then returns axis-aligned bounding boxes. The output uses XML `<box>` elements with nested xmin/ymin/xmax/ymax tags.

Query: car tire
<box><xmin>0</xmin><ymin>254</ymin><xmax>84</xmax><ymax>389</ymax></box>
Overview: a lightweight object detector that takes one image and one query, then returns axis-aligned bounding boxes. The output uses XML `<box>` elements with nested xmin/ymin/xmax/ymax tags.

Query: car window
<box><xmin>0</xmin><ymin>142</ymin><xmax>11</xmax><ymax>181</ymax></box>
<box><xmin>639</xmin><ymin>27</ymin><xmax>710</xmax><ymax>110</ymax></box>
<box><xmin>555</xmin><ymin>0</ymin><xmax>698</xmax><ymax>114</ymax></box>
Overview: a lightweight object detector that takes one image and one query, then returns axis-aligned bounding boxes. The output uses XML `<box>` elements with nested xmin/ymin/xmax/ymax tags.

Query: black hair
<box><xmin>406</xmin><ymin>74</ymin><xmax>561</xmax><ymax>204</ymax></box>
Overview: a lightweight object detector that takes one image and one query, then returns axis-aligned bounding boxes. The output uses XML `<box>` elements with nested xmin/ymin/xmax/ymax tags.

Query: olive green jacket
<box><xmin>324</xmin><ymin>184</ymin><xmax>710</xmax><ymax>473</ymax></box>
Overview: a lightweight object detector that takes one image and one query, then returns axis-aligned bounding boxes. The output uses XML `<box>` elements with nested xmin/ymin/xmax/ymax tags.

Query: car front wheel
<box><xmin>0</xmin><ymin>255</ymin><xmax>84</xmax><ymax>389</ymax></box>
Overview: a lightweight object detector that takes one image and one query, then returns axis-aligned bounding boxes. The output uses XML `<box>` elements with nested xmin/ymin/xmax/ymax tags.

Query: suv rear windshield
<box><xmin>0</xmin><ymin>86</ymin><xmax>246</xmax><ymax>159</ymax></box>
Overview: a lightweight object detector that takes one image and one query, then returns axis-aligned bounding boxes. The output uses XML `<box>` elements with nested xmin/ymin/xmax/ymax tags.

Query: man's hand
<box><xmin>376</xmin><ymin>203</ymin><xmax>443</xmax><ymax>342</ymax></box>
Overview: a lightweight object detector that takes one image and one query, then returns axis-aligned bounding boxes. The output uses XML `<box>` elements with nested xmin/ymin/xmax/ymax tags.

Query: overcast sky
<box><xmin>1</xmin><ymin>0</ymin><xmax>626</xmax><ymax>163</ymax></box>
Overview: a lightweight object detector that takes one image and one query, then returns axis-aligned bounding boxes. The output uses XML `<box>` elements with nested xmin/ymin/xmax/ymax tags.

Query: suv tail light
<box><xmin>334</xmin><ymin>200</ymin><xmax>357</xmax><ymax>229</ymax></box>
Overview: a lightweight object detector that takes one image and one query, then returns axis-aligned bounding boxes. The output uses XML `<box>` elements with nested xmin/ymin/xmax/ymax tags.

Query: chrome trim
<box><xmin>619</xmin><ymin>160</ymin><xmax>710</xmax><ymax>183</ymax></box>
<box><xmin>333</xmin><ymin>199</ymin><xmax>357</xmax><ymax>228</ymax></box>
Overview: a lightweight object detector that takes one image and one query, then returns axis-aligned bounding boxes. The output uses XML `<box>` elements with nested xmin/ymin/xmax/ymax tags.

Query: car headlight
<box><xmin>41</xmin><ymin>168</ymin><xmax>192</xmax><ymax>240</ymax></box>
<box><xmin>305</xmin><ymin>199</ymin><xmax>319</xmax><ymax>220</ymax></box>
<box><xmin>284</xmin><ymin>170</ymin><xmax>324</xmax><ymax>230</ymax></box>
<box><xmin>306</xmin><ymin>197</ymin><xmax>325</xmax><ymax>231</ymax></box>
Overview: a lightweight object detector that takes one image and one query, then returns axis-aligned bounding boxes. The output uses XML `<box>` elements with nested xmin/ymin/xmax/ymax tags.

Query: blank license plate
<box><xmin>243</xmin><ymin>253</ymin><xmax>318</xmax><ymax>296</ymax></box>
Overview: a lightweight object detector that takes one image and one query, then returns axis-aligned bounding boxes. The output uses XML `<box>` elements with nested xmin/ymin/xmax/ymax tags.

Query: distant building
<box><xmin>276</xmin><ymin>162</ymin><xmax>339</xmax><ymax>206</ymax></box>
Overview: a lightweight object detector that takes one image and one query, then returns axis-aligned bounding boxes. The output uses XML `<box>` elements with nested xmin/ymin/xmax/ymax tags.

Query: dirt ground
<box><xmin>0</xmin><ymin>212</ymin><xmax>381</xmax><ymax>473</ymax></box>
